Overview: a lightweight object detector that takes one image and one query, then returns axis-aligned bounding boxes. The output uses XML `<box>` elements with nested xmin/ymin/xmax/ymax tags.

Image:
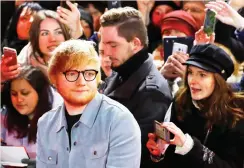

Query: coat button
<box><xmin>74</xmin><ymin>141</ymin><xmax>77</xmax><ymax>146</ymax></box>
<box><xmin>48</xmin><ymin>156</ymin><xmax>52</xmax><ymax>160</ymax></box>
<box><xmin>75</xmin><ymin>123</ymin><xmax>79</xmax><ymax>128</ymax></box>
<box><xmin>94</xmin><ymin>151</ymin><xmax>97</xmax><ymax>155</ymax></box>
<box><xmin>67</xmin><ymin>147</ymin><xmax>69</xmax><ymax>151</ymax></box>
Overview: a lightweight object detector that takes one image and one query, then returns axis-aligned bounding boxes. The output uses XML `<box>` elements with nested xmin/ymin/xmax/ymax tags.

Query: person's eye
<box><xmin>86</xmin><ymin>71</ymin><xmax>95</xmax><ymax>76</ymax></box>
<box><xmin>188</xmin><ymin>70</ymin><xmax>193</xmax><ymax>75</ymax></box>
<box><xmin>22</xmin><ymin>91</ymin><xmax>30</xmax><ymax>96</ymax></box>
<box><xmin>67</xmin><ymin>71</ymin><xmax>77</xmax><ymax>76</ymax></box>
<box><xmin>55</xmin><ymin>30</ymin><xmax>63</xmax><ymax>35</ymax></box>
<box><xmin>111</xmin><ymin>44</ymin><xmax>117</xmax><ymax>48</ymax></box>
<box><xmin>11</xmin><ymin>92</ymin><xmax>17</xmax><ymax>96</ymax></box>
<box><xmin>40</xmin><ymin>31</ymin><xmax>48</xmax><ymax>36</ymax></box>
<box><xmin>200</xmin><ymin>73</ymin><xmax>206</xmax><ymax>77</ymax></box>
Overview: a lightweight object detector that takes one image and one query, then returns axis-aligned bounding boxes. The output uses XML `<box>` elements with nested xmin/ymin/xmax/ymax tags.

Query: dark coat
<box><xmin>159</xmin><ymin>101</ymin><xmax>244</xmax><ymax>168</ymax></box>
<box><xmin>104</xmin><ymin>55</ymin><xmax>172</xmax><ymax>168</ymax></box>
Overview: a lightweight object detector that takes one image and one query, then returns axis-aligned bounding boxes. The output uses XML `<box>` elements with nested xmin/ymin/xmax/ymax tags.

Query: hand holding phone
<box><xmin>155</xmin><ymin>120</ymin><xmax>170</xmax><ymax>143</ymax></box>
<box><xmin>203</xmin><ymin>9</ymin><xmax>217</xmax><ymax>36</ymax></box>
<box><xmin>3</xmin><ymin>47</ymin><xmax>17</xmax><ymax>66</ymax></box>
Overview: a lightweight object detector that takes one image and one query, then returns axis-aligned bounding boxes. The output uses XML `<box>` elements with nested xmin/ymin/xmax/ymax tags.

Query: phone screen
<box><xmin>154</xmin><ymin>120</ymin><xmax>170</xmax><ymax>142</ymax></box>
<box><xmin>107</xmin><ymin>1</ymin><xmax>121</xmax><ymax>9</ymax></box>
<box><xmin>163</xmin><ymin>37</ymin><xmax>194</xmax><ymax>62</ymax></box>
<box><xmin>203</xmin><ymin>9</ymin><xmax>216</xmax><ymax>36</ymax></box>
<box><xmin>3</xmin><ymin>47</ymin><xmax>17</xmax><ymax>66</ymax></box>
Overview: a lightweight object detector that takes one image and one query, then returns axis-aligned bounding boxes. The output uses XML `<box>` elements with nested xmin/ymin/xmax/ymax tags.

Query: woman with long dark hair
<box><xmin>1</xmin><ymin>2</ymin><xmax>43</xmax><ymax>54</ymax></box>
<box><xmin>146</xmin><ymin>44</ymin><xmax>244</xmax><ymax>168</ymax></box>
<box><xmin>1</xmin><ymin>66</ymin><xmax>53</xmax><ymax>158</ymax></box>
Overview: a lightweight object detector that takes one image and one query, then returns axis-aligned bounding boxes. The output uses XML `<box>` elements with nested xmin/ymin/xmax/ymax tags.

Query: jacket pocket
<box><xmin>86</xmin><ymin>141</ymin><xmax>108</xmax><ymax>159</ymax></box>
<box><xmin>38</xmin><ymin>149</ymin><xmax>58</xmax><ymax>167</ymax></box>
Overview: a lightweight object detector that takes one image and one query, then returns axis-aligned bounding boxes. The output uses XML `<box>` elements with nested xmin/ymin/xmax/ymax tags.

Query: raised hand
<box><xmin>194</xmin><ymin>26</ymin><xmax>215</xmax><ymax>45</ymax></box>
<box><xmin>160</xmin><ymin>52</ymin><xmax>189</xmax><ymax>79</ymax></box>
<box><xmin>205</xmin><ymin>1</ymin><xmax>244</xmax><ymax>29</ymax></box>
<box><xmin>57</xmin><ymin>1</ymin><xmax>83</xmax><ymax>39</ymax></box>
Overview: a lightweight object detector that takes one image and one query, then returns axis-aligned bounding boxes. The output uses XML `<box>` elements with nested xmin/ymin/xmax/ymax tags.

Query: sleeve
<box><xmin>180</xmin><ymin>132</ymin><xmax>244</xmax><ymax>168</ymax></box>
<box><xmin>215</xmin><ymin>21</ymin><xmax>244</xmax><ymax>63</ymax></box>
<box><xmin>132</xmin><ymin>89</ymin><xmax>172</xmax><ymax>166</ymax></box>
<box><xmin>106</xmin><ymin>107</ymin><xmax>141</xmax><ymax>168</ymax></box>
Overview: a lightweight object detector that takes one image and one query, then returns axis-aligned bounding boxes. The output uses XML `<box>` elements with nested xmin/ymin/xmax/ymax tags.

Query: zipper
<box><xmin>203</xmin><ymin>125</ymin><xmax>212</xmax><ymax>145</ymax></box>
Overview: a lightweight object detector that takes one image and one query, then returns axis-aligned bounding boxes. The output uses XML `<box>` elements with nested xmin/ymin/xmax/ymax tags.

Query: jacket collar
<box><xmin>56</xmin><ymin>93</ymin><xmax>103</xmax><ymax>132</ymax></box>
<box><xmin>104</xmin><ymin>55</ymin><xmax>154</xmax><ymax>99</ymax></box>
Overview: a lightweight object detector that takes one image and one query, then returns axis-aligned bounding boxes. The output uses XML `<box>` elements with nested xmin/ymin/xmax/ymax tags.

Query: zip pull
<box><xmin>203</xmin><ymin>125</ymin><xmax>212</xmax><ymax>145</ymax></box>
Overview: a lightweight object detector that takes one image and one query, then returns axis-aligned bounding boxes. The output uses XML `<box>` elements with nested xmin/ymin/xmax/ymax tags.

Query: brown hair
<box><xmin>48</xmin><ymin>39</ymin><xmax>101</xmax><ymax>86</ymax></box>
<box><xmin>29</xmin><ymin>10</ymin><xmax>71</xmax><ymax>60</ymax></box>
<box><xmin>175</xmin><ymin>67</ymin><xmax>244</xmax><ymax>128</ymax></box>
<box><xmin>100</xmin><ymin>7</ymin><xmax>148</xmax><ymax>47</ymax></box>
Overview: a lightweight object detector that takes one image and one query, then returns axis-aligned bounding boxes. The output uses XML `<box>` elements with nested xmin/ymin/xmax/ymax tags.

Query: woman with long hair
<box><xmin>1</xmin><ymin>66</ymin><xmax>53</xmax><ymax>158</ymax></box>
<box><xmin>146</xmin><ymin>44</ymin><xmax>244</xmax><ymax>168</ymax></box>
<box><xmin>1</xmin><ymin>2</ymin><xmax>43</xmax><ymax>54</ymax></box>
<box><xmin>1</xmin><ymin>1</ymin><xmax>83</xmax><ymax>82</ymax></box>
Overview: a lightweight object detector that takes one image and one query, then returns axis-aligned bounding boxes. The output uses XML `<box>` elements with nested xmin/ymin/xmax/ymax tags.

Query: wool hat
<box><xmin>161</xmin><ymin>10</ymin><xmax>198</xmax><ymax>36</ymax></box>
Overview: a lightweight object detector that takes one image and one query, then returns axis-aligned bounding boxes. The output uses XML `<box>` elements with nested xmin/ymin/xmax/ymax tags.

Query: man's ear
<box><xmin>131</xmin><ymin>37</ymin><xmax>142</xmax><ymax>52</ymax></box>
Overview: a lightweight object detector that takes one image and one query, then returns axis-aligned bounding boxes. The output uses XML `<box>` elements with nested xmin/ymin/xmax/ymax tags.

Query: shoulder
<box><xmin>99</xmin><ymin>94</ymin><xmax>135</xmax><ymax>120</ymax></box>
<box><xmin>38</xmin><ymin>105</ymin><xmax>62</xmax><ymax>127</ymax></box>
<box><xmin>17</xmin><ymin>42</ymin><xmax>33</xmax><ymax>65</ymax></box>
<box><xmin>141</xmin><ymin>72</ymin><xmax>172</xmax><ymax>100</ymax></box>
<box><xmin>100</xmin><ymin>95</ymin><xmax>131</xmax><ymax>114</ymax></box>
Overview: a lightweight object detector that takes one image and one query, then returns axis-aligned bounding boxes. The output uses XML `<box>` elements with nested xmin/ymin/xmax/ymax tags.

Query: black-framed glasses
<box><xmin>63</xmin><ymin>69</ymin><xmax>98</xmax><ymax>82</ymax></box>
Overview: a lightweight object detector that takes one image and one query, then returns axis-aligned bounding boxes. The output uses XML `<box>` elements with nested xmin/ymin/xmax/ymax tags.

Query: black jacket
<box><xmin>104</xmin><ymin>48</ymin><xmax>172</xmax><ymax>168</ymax></box>
<box><xmin>159</xmin><ymin>101</ymin><xmax>244</xmax><ymax>168</ymax></box>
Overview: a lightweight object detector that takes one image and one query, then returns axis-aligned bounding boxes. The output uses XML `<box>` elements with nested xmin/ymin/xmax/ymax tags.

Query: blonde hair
<box><xmin>48</xmin><ymin>39</ymin><xmax>101</xmax><ymax>85</ymax></box>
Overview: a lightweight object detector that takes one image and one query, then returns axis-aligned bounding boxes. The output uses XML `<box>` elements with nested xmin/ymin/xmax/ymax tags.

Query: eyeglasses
<box><xmin>63</xmin><ymin>69</ymin><xmax>98</xmax><ymax>82</ymax></box>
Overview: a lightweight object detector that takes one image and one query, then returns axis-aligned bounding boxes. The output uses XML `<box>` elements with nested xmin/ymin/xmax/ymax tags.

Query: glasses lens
<box><xmin>84</xmin><ymin>70</ymin><xmax>97</xmax><ymax>81</ymax></box>
<box><xmin>65</xmin><ymin>70</ymin><xmax>79</xmax><ymax>82</ymax></box>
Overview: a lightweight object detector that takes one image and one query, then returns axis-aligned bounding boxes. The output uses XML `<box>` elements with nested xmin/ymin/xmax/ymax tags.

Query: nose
<box><xmin>75</xmin><ymin>73</ymin><xmax>86</xmax><ymax>85</ymax></box>
<box><xmin>188</xmin><ymin>75</ymin><xmax>198</xmax><ymax>86</ymax></box>
<box><xmin>17</xmin><ymin>95</ymin><xmax>24</xmax><ymax>103</ymax></box>
<box><xmin>48</xmin><ymin>33</ymin><xmax>56</xmax><ymax>42</ymax></box>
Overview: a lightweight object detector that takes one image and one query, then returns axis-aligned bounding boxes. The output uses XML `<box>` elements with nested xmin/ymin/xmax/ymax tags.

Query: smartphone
<box><xmin>163</xmin><ymin>36</ymin><xmax>194</xmax><ymax>62</ymax></box>
<box><xmin>107</xmin><ymin>0</ymin><xmax>121</xmax><ymax>10</ymax></box>
<box><xmin>154</xmin><ymin>120</ymin><xmax>170</xmax><ymax>142</ymax></box>
<box><xmin>60</xmin><ymin>0</ymin><xmax>75</xmax><ymax>10</ymax></box>
<box><xmin>203</xmin><ymin>9</ymin><xmax>216</xmax><ymax>36</ymax></box>
<box><xmin>172</xmin><ymin>42</ymin><xmax>188</xmax><ymax>54</ymax></box>
<box><xmin>3</xmin><ymin>47</ymin><xmax>17</xmax><ymax>66</ymax></box>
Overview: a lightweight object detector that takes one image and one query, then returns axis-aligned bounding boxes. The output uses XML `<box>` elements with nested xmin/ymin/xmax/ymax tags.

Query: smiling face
<box><xmin>187</xmin><ymin>66</ymin><xmax>215</xmax><ymax>100</ymax></box>
<box><xmin>55</xmin><ymin>64</ymin><xmax>98</xmax><ymax>107</ymax></box>
<box><xmin>11</xmin><ymin>78</ymin><xmax>39</xmax><ymax>118</ymax></box>
<box><xmin>38</xmin><ymin>18</ymin><xmax>65</xmax><ymax>60</ymax></box>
